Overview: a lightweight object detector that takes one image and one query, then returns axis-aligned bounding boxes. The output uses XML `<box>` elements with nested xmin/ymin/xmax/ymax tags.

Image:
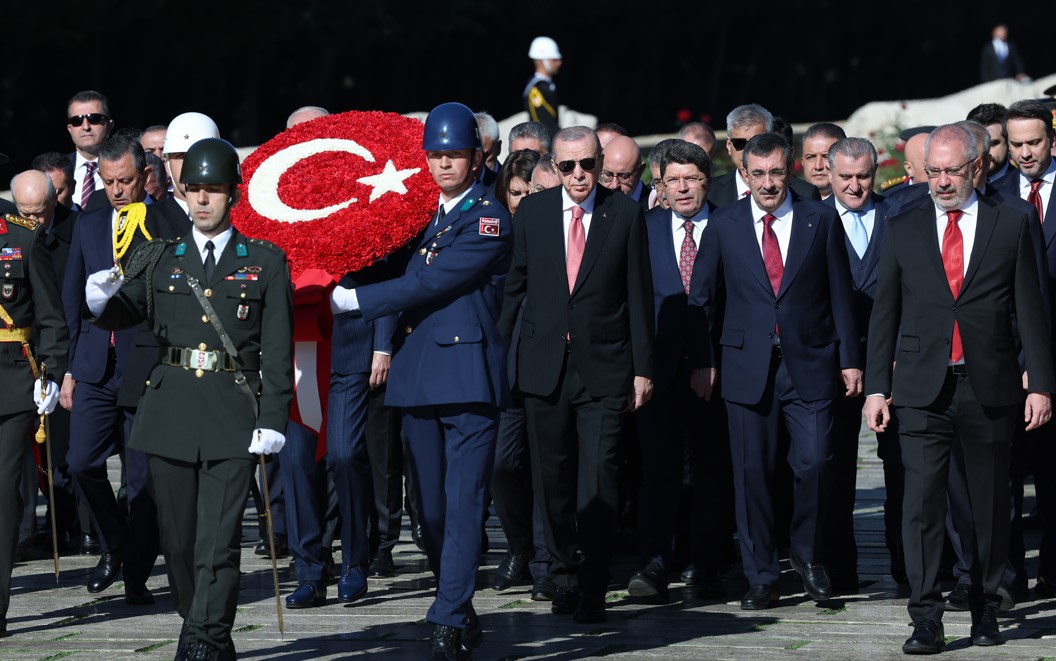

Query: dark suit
<box><xmin>636</xmin><ymin>204</ymin><xmax>732</xmax><ymax>577</ymax></box>
<box><xmin>0</xmin><ymin>214</ymin><xmax>68</xmax><ymax>627</ymax></box>
<box><xmin>500</xmin><ymin>184</ymin><xmax>654</xmax><ymax>603</ymax></box>
<box><xmin>866</xmin><ymin>194</ymin><xmax>1055</xmax><ymax>623</ymax></box>
<box><xmin>980</xmin><ymin>40</ymin><xmax>1025</xmax><ymax>82</ymax></box>
<box><xmin>356</xmin><ymin>182</ymin><xmax>512</xmax><ymax>629</ymax></box>
<box><xmin>95</xmin><ymin>229</ymin><xmax>293</xmax><ymax>651</ymax></box>
<box><xmin>692</xmin><ymin>193</ymin><xmax>860</xmax><ymax>587</ymax></box>
<box><xmin>821</xmin><ymin>194</ymin><xmax>903</xmax><ymax>585</ymax></box>
<box><xmin>65</xmin><ymin>153</ymin><xmax>109</xmax><ymax>213</ymax></box>
<box><xmin>708</xmin><ymin>170</ymin><xmax>821</xmax><ymax>208</ymax></box>
<box><xmin>62</xmin><ymin>198</ymin><xmax>188</xmax><ymax>590</ymax></box>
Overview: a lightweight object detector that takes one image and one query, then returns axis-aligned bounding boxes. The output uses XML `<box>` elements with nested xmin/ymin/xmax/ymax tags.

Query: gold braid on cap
<box><xmin>112</xmin><ymin>202</ymin><xmax>151</xmax><ymax>271</ymax></box>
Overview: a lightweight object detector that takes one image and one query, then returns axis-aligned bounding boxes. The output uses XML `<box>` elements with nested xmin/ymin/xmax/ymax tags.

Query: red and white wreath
<box><xmin>232</xmin><ymin>110</ymin><xmax>438</xmax><ymax>279</ymax></box>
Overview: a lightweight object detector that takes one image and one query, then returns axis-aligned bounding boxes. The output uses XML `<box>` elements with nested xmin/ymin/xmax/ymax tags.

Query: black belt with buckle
<box><xmin>162</xmin><ymin>347</ymin><xmax>261</xmax><ymax>372</ymax></box>
<box><xmin>949</xmin><ymin>364</ymin><xmax>967</xmax><ymax>376</ymax></box>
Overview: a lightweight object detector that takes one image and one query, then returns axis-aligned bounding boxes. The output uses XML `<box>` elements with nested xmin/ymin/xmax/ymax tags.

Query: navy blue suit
<box><xmin>356</xmin><ymin>183</ymin><xmax>512</xmax><ymax>629</ymax></box>
<box><xmin>62</xmin><ymin>199</ymin><xmax>187</xmax><ymax>588</ymax></box>
<box><xmin>692</xmin><ymin>193</ymin><xmax>860</xmax><ymax>587</ymax></box>
<box><xmin>821</xmin><ymin>193</ymin><xmax>903</xmax><ymax>585</ymax></box>
<box><xmin>636</xmin><ymin>204</ymin><xmax>733</xmax><ymax>577</ymax></box>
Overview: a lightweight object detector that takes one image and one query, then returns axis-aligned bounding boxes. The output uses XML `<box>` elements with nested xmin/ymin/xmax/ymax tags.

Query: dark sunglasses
<box><xmin>68</xmin><ymin>113</ymin><xmax>109</xmax><ymax>126</ymax></box>
<box><xmin>729</xmin><ymin>137</ymin><xmax>749</xmax><ymax>151</ymax></box>
<box><xmin>554</xmin><ymin>157</ymin><xmax>598</xmax><ymax>173</ymax></box>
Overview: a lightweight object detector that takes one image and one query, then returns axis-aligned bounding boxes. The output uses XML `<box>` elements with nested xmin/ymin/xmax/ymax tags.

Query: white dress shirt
<box><xmin>434</xmin><ymin>187</ymin><xmax>474</xmax><ymax>226</ymax></box>
<box><xmin>1018</xmin><ymin>159</ymin><xmax>1056</xmax><ymax>222</ymax></box>
<box><xmin>191</xmin><ymin>225</ymin><xmax>233</xmax><ymax>265</ymax></box>
<box><xmin>73</xmin><ymin>152</ymin><xmax>103</xmax><ymax>206</ymax></box>
<box><xmin>750</xmin><ymin>193</ymin><xmax>794</xmax><ymax>263</ymax></box>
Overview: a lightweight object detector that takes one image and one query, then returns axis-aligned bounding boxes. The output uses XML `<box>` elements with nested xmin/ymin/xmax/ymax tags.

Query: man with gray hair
<box><xmin>287</xmin><ymin>105</ymin><xmax>330</xmax><ymax>128</ymax></box>
<box><xmin>475</xmin><ymin>111</ymin><xmax>502</xmax><ymax>190</ymax></box>
<box><xmin>708</xmin><ymin>103</ymin><xmax>819</xmax><ymax>207</ymax></box>
<box><xmin>509</xmin><ymin>121</ymin><xmax>552</xmax><ymax>156</ymax></box>
<box><xmin>865</xmin><ymin>123</ymin><xmax>1053</xmax><ymax>653</ymax></box>
<box><xmin>820</xmin><ymin>137</ymin><xmax>904</xmax><ymax>592</ymax></box>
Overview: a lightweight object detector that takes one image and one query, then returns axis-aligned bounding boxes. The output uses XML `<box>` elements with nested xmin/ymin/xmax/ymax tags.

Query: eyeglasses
<box><xmin>923</xmin><ymin>161</ymin><xmax>971</xmax><ymax>179</ymax></box>
<box><xmin>553</xmin><ymin>157</ymin><xmax>598</xmax><ymax>173</ymax></box>
<box><xmin>652</xmin><ymin>180</ymin><xmax>665</xmax><ymax>190</ymax></box>
<box><xmin>729</xmin><ymin>137</ymin><xmax>749</xmax><ymax>151</ymax></box>
<box><xmin>599</xmin><ymin>170</ymin><xmax>637</xmax><ymax>184</ymax></box>
<box><xmin>747</xmin><ymin>168</ymin><xmax>788</xmax><ymax>181</ymax></box>
<box><xmin>662</xmin><ymin>176</ymin><xmax>706</xmax><ymax>188</ymax></box>
<box><xmin>68</xmin><ymin>113</ymin><xmax>110</xmax><ymax>126</ymax></box>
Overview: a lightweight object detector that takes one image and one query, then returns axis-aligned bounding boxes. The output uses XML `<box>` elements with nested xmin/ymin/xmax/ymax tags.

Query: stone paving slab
<box><xmin>3</xmin><ymin>431</ymin><xmax>1056</xmax><ymax>660</ymax></box>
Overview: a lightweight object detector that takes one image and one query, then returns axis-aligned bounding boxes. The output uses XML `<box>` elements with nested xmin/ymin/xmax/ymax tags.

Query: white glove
<box><xmin>329</xmin><ymin>285</ymin><xmax>360</xmax><ymax>314</ymax></box>
<box><xmin>248</xmin><ymin>428</ymin><xmax>286</xmax><ymax>455</ymax></box>
<box><xmin>85</xmin><ymin>267</ymin><xmax>124</xmax><ymax>317</ymax></box>
<box><xmin>34</xmin><ymin>380</ymin><xmax>59</xmax><ymax>415</ymax></box>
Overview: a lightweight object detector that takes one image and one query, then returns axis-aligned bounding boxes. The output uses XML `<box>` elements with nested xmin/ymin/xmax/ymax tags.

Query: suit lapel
<box><xmin>736</xmin><ymin>205</ymin><xmax>773</xmax><ymax>296</ymax></box>
<box><xmin>914</xmin><ymin>201</ymin><xmax>949</xmax><ymax>291</ymax></box>
<box><xmin>1043</xmin><ymin>179</ymin><xmax>1056</xmax><ymax>247</ymax></box>
<box><xmin>860</xmin><ymin>199</ymin><xmax>890</xmax><ymax>277</ymax></box>
<box><xmin>572</xmin><ymin>188</ymin><xmax>615</xmax><ymax>296</ymax></box>
<box><xmin>961</xmin><ymin>200</ymin><xmax>998</xmax><ymax>295</ymax></box>
<box><xmin>776</xmin><ymin>204</ymin><xmax>818</xmax><ymax>299</ymax></box>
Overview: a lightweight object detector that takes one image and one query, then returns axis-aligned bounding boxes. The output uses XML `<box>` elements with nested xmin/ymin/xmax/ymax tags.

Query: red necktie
<box><xmin>82</xmin><ymin>161</ymin><xmax>97</xmax><ymax>209</ymax></box>
<box><xmin>942</xmin><ymin>210</ymin><xmax>965</xmax><ymax>362</ymax></box>
<box><xmin>1029</xmin><ymin>179</ymin><xmax>1044</xmax><ymax>224</ymax></box>
<box><xmin>761</xmin><ymin>213</ymin><xmax>783</xmax><ymax>295</ymax></box>
<box><xmin>678</xmin><ymin>220</ymin><xmax>696</xmax><ymax>294</ymax></box>
<box><xmin>566</xmin><ymin>205</ymin><xmax>585</xmax><ymax>293</ymax></box>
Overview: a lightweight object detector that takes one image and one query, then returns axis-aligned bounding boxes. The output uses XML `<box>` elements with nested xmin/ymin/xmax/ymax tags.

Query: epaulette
<box><xmin>4</xmin><ymin>213</ymin><xmax>40</xmax><ymax>231</ymax></box>
<box><xmin>246</xmin><ymin>237</ymin><xmax>285</xmax><ymax>255</ymax></box>
<box><xmin>878</xmin><ymin>175</ymin><xmax>907</xmax><ymax>192</ymax></box>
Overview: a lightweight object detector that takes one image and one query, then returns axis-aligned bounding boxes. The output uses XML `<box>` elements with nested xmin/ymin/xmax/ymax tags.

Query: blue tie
<box><xmin>848</xmin><ymin>211</ymin><xmax>869</xmax><ymax>259</ymax></box>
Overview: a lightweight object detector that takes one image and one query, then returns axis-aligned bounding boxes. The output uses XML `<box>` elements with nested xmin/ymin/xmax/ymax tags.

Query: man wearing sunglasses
<box><xmin>501</xmin><ymin>125</ymin><xmax>655</xmax><ymax>624</ymax></box>
<box><xmin>708</xmin><ymin>104</ymin><xmax>820</xmax><ymax>208</ymax></box>
<box><xmin>65</xmin><ymin>90</ymin><xmax>114</xmax><ymax>213</ymax></box>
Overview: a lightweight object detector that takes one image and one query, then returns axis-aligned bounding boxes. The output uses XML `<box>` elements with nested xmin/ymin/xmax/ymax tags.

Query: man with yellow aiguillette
<box><xmin>523</xmin><ymin>37</ymin><xmax>562</xmax><ymax>135</ymax></box>
<box><xmin>0</xmin><ymin>207</ymin><xmax>68</xmax><ymax>637</ymax></box>
<box><xmin>86</xmin><ymin>138</ymin><xmax>294</xmax><ymax>661</ymax></box>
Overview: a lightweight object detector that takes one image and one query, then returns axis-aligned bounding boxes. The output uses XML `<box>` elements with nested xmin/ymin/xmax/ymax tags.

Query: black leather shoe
<box><xmin>368</xmin><ymin>547</ymin><xmax>396</xmax><ymax>578</ymax></box>
<box><xmin>174</xmin><ymin>623</ymin><xmax>192</xmax><ymax>660</ymax></box>
<box><xmin>181</xmin><ymin>639</ymin><xmax>236</xmax><ymax>661</ymax></box>
<box><xmin>970</xmin><ymin>603</ymin><xmax>1003</xmax><ymax>646</ymax></box>
<box><xmin>943</xmin><ymin>584</ymin><xmax>970</xmax><ymax>611</ymax></box>
<box><xmin>531</xmin><ymin>575</ymin><xmax>556</xmax><ymax>601</ymax></box>
<box><xmin>124</xmin><ymin>583</ymin><xmax>154</xmax><ymax>605</ymax></box>
<box><xmin>79</xmin><ymin>532</ymin><xmax>100</xmax><ymax>555</ymax></box>
<box><xmin>87</xmin><ymin>551</ymin><xmax>122</xmax><ymax>593</ymax></box>
<box><xmin>1035</xmin><ymin>576</ymin><xmax>1056</xmax><ymax>598</ymax></box>
<box><xmin>740</xmin><ymin>584</ymin><xmax>778</xmax><ymax>610</ymax></box>
<box><xmin>492</xmin><ymin>552</ymin><xmax>528</xmax><ymax>591</ymax></box>
<box><xmin>680</xmin><ymin>564</ymin><xmax>696</xmax><ymax>585</ymax></box>
<box><xmin>902</xmin><ymin>619</ymin><xmax>945</xmax><ymax>654</ymax></box>
<box><xmin>286</xmin><ymin>581</ymin><xmax>326</xmax><ymax>608</ymax></box>
<box><xmin>412</xmin><ymin>521</ymin><xmax>425</xmax><ymax>552</ymax></box>
<box><xmin>0</xmin><ymin>617</ymin><xmax>6</xmax><ymax>637</ymax></box>
<box><xmin>573</xmin><ymin>593</ymin><xmax>606</xmax><ymax>624</ymax></box>
<box><xmin>551</xmin><ymin>586</ymin><xmax>581</xmax><ymax>615</ymax></box>
<box><xmin>789</xmin><ymin>552</ymin><xmax>831</xmax><ymax>601</ymax></box>
<box><xmin>627</xmin><ymin>561</ymin><xmax>669</xmax><ymax>602</ymax></box>
<box><xmin>430</xmin><ymin>624</ymin><xmax>472</xmax><ymax>660</ymax></box>
<box><xmin>255</xmin><ymin>534</ymin><xmax>289</xmax><ymax>558</ymax></box>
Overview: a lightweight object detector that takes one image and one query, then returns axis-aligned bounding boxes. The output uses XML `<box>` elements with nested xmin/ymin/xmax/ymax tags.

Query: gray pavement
<box><xmin>3</xmin><ymin>429</ymin><xmax>1056</xmax><ymax>660</ymax></box>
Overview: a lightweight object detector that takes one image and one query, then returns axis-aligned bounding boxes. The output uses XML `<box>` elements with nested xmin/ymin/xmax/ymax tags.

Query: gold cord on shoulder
<box><xmin>113</xmin><ymin>202</ymin><xmax>152</xmax><ymax>270</ymax></box>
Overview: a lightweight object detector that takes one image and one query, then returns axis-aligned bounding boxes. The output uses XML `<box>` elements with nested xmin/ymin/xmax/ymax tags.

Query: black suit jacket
<box><xmin>500</xmin><ymin>184</ymin><xmax>655</xmax><ymax>398</ymax></box>
<box><xmin>866</xmin><ymin>195</ymin><xmax>1055</xmax><ymax>407</ymax></box>
<box><xmin>980</xmin><ymin>40</ymin><xmax>1025</xmax><ymax>82</ymax></box>
<box><xmin>707</xmin><ymin>170</ymin><xmax>820</xmax><ymax>208</ymax></box>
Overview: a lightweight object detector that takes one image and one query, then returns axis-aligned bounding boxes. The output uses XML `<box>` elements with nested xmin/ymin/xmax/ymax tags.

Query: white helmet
<box><xmin>528</xmin><ymin>37</ymin><xmax>561</xmax><ymax>60</ymax></box>
<box><xmin>163</xmin><ymin>112</ymin><xmax>220</xmax><ymax>155</ymax></box>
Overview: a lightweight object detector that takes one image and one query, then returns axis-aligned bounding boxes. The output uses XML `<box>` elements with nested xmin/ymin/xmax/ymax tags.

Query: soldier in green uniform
<box><xmin>0</xmin><ymin>209</ymin><xmax>68</xmax><ymax>637</ymax></box>
<box><xmin>87</xmin><ymin>138</ymin><xmax>294</xmax><ymax>661</ymax></box>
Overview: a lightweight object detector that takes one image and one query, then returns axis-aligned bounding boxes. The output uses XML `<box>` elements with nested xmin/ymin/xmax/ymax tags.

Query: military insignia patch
<box><xmin>1</xmin><ymin>283</ymin><xmax>13</xmax><ymax>299</ymax></box>
<box><xmin>237</xmin><ymin>304</ymin><xmax>250</xmax><ymax>320</ymax></box>
<box><xmin>0</xmin><ymin>248</ymin><xmax>23</xmax><ymax>260</ymax></box>
<box><xmin>225</xmin><ymin>273</ymin><xmax>259</xmax><ymax>281</ymax></box>
<box><xmin>478</xmin><ymin>217</ymin><xmax>500</xmax><ymax>236</ymax></box>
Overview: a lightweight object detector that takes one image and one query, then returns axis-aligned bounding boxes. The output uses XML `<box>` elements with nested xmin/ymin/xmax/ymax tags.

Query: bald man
<box><xmin>601</xmin><ymin>135</ymin><xmax>649</xmax><ymax>210</ymax></box>
<box><xmin>287</xmin><ymin>106</ymin><xmax>330</xmax><ymax>129</ymax></box>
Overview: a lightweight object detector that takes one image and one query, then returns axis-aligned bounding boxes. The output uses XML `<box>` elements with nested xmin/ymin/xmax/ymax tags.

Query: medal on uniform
<box><xmin>237</xmin><ymin>304</ymin><xmax>250</xmax><ymax>320</ymax></box>
<box><xmin>1</xmin><ymin>283</ymin><xmax>13</xmax><ymax>299</ymax></box>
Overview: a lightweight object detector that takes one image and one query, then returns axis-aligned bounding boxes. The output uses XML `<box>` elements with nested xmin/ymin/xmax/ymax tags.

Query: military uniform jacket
<box><xmin>0</xmin><ymin>214</ymin><xmax>69</xmax><ymax>416</ymax></box>
<box><xmin>356</xmin><ymin>183</ymin><xmax>513</xmax><ymax>409</ymax></box>
<box><xmin>93</xmin><ymin>229</ymin><xmax>294</xmax><ymax>462</ymax></box>
<box><xmin>523</xmin><ymin>74</ymin><xmax>559</xmax><ymax>134</ymax></box>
